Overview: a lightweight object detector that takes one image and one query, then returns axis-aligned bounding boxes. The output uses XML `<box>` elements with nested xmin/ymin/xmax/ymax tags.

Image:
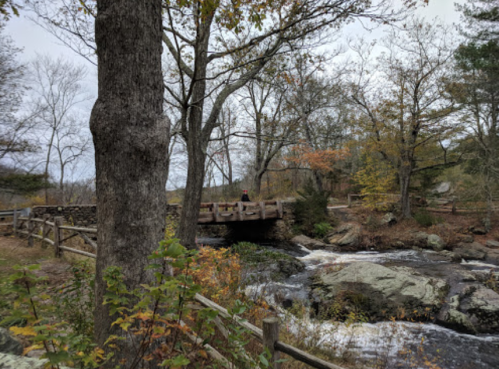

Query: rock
<box><xmin>276</xmin><ymin>258</ymin><xmax>305</xmax><ymax>278</ymax></box>
<box><xmin>432</xmin><ymin>182</ymin><xmax>451</xmax><ymax>194</ymax></box>
<box><xmin>469</xmin><ymin>226</ymin><xmax>487</xmax><ymax>235</ymax></box>
<box><xmin>441</xmin><ymin>308</ymin><xmax>477</xmax><ymax>334</ymax></box>
<box><xmin>312</xmin><ymin>262</ymin><xmax>448</xmax><ymax>320</ymax></box>
<box><xmin>437</xmin><ymin>250</ymin><xmax>461</xmax><ymax>263</ymax></box>
<box><xmin>0</xmin><ymin>353</ymin><xmax>70</xmax><ymax>369</ymax></box>
<box><xmin>460</xmin><ymin>235</ymin><xmax>474</xmax><ymax>243</ymax></box>
<box><xmin>291</xmin><ymin>235</ymin><xmax>338</xmax><ymax>251</ymax></box>
<box><xmin>428</xmin><ymin>234</ymin><xmax>445</xmax><ymax>251</ymax></box>
<box><xmin>0</xmin><ymin>328</ymin><xmax>22</xmax><ymax>356</ymax></box>
<box><xmin>412</xmin><ymin>231</ymin><xmax>429</xmax><ymax>245</ymax></box>
<box><xmin>380</xmin><ymin>212</ymin><xmax>397</xmax><ymax>226</ymax></box>
<box><xmin>326</xmin><ymin>223</ymin><xmax>361</xmax><ymax>247</ymax></box>
<box><xmin>459</xmin><ymin>287</ymin><xmax>499</xmax><ymax>334</ymax></box>
<box><xmin>485</xmin><ymin>240</ymin><xmax>499</xmax><ymax>249</ymax></box>
<box><xmin>453</xmin><ymin>242</ymin><xmax>488</xmax><ymax>261</ymax></box>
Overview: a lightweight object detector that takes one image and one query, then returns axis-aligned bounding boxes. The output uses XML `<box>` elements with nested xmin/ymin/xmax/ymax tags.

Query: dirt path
<box><xmin>0</xmin><ymin>236</ymin><xmax>72</xmax><ymax>286</ymax></box>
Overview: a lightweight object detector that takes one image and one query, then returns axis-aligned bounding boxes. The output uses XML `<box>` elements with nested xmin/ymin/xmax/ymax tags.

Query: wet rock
<box><xmin>0</xmin><ymin>328</ymin><xmax>22</xmax><ymax>356</ymax></box>
<box><xmin>291</xmin><ymin>235</ymin><xmax>338</xmax><ymax>251</ymax></box>
<box><xmin>312</xmin><ymin>262</ymin><xmax>448</xmax><ymax>320</ymax></box>
<box><xmin>441</xmin><ymin>308</ymin><xmax>477</xmax><ymax>334</ymax></box>
<box><xmin>380</xmin><ymin>212</ymin><xmax>397</xmax><ymax>226</ymax></box>
<box><xmin>453</xmin><ymin>242</ymin><xmax>488</xmax><ymax>261</ymax></box>
<box><xmin>485</xmin><ymin>240</ymin><xmax>499</xmax><ymax>250</ymax></box>
<box><xmin>438</xmin><ymin>250</ymin><xmax>461</xmax><ymax>263</ymax></box>
<box><xmin>459</xmin><ymin>287</ymin><xmax>499</xmax><ymax>334</ymax></box>
<box><xmin>326</xmin><ymin>223</ymin><xmax>360</xmax><ymax>247</ymax></box>
<box><xmin>428</xmin><ymin>234</ymin><xmax>445</xmax><ymax>251</ymax></box>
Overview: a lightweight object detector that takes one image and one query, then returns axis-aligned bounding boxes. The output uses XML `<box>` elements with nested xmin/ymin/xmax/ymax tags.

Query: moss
<box><xmin>231</xmin><ymin>242</ymin><xmax>304</xmax><ymax>280</ymax></box>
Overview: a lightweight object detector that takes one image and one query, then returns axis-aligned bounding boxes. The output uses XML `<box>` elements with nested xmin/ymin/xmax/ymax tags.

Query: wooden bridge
<box><xmin>197</xmin><ymin>200</ymin><xmax>283</xmax><ymax>224</ymax></box>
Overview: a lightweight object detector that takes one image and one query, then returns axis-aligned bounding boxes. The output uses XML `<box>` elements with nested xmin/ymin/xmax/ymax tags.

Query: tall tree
<box><xmin>90</xmin><ymin>0</ymin><xmax>168</xmax><ymax>366</ymax></box>
<box><xmin>456</xmin><ymin>0</ymin><xmax>499</xmax><ymax>42</ymax></box>
<box><xmin>351</xmin><ymin>19</ymin><xmax>461</xmax><ymax>218</ymax></box>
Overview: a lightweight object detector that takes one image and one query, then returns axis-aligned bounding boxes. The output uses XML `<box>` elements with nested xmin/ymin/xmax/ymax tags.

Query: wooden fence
<box><xmin>6</xmin><ymin>215</ymin><xmax>345</xmax><ymax>369</ymax></box>
<box><xmin>347</xmin><ymin>193</ymin><xmax>499</xmax><ymax>214</ymax></box>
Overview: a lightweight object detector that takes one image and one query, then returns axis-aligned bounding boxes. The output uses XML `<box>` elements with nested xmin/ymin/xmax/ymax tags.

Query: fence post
<box><xmin>263</xmin><ymin>317</ymin><xmax>280</xmax><ymax>369</ymax></box>
<box><xmin>42</xmin><ymin>214</ymin><xmax>50</xmax><ymax>249</ymax></box>
<box><xmin>13</xmin><ymin>208</ymin><xmax>18</xmax><ymax>236</ymax></box>
<box><xmin>53</xmin><ymin>216</ymin><xmax>63</xmax><ymax>258</ymax></box>
<box><xmin>27</xmin><ymin>212</ymin><xmax>34</xmax><ymax>247</ymax></box>
<box><xmin>348</xmin><ymin>194</ymin><xmax>352</xmax><ymax>208</ymax></box>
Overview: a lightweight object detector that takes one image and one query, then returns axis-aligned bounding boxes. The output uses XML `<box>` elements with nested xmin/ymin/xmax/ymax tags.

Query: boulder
<box><xmin>412</xmin><ymin>231</ymin><xmax>429</xmax><ymax>246</ymax></box>
<box><xmin>291</xmin><ymin>235</ymin><xmax>338</xmax><ymax>251</ymax></box>
<box><xmin>459</xmin><ymin>287</ymin><xmax>499</xmax><ymax>334</ymax></box>
<box><xmin>469</xmin><ymin>226</ymin><xmax>487</xmax><ymax>235</ymax></box>
<box><xmin>380</xmin><ymin>212</ymin><xmax>397</xmax><ymax>226</ymax></box>
<box><xmin>428</xmin><ymin>234</ymin><xmax>445</xmax><ymax>251</ymax></box>
<box><xmin>312</xmin><ymin>262</ymin><xmax>448</xmax><ymax>320</ymax></box>
<box><xmin>0</xmin><ymin>328</ymin><xmax>22</xmax><ymax>356</ymax></box>
<box><xmin>485</xmin><ymin>240</ymin><xmax>499</xmax><ymax>250</ymax></box>
<box><xmin>441</xmin><ymin>308</ymin><xmax>477</xmax><ymax>334</ymax></box>
<box><xmin>326</xmin><ymin>223</ymin><xmax>361</xmax><ymax>247</ymax></box>
<box><xmin>460</xmin><ymin>235</ymin><xmax>474</xmax><ymax>244</ymax></box>
<box><xmin>453</xmin><ymin>242</ymin><xmax>488</xmax><ymax>261</ymax></box>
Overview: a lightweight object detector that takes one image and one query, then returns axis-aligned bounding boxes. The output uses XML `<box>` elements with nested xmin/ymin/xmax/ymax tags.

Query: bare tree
<box><xmin>29</xmin><ymin>55</ymin><xmax>91</xmax><ymax>203</ymax></box>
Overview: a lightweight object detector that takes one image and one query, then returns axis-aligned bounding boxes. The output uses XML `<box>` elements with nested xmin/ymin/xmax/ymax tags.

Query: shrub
<box><xmin>413</xmin><ymin>209</ymin><xmax>443</xmax><ymax>227</ymax></box>
<box><xmin>314</xmin><ymin>222</ymin><xmax>333</xmax><ymax>238</ymax></box>
<box><xmin>294</xmin><ymin>180</ymin><xmax>330</xmax><ymax>235</ymax></box>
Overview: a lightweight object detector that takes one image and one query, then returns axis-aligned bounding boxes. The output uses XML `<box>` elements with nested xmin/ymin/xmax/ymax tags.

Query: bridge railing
<box><xmin>198</xmin><ymin>200</ymin><xmax>283</xmax><ymax>223</ymax></box>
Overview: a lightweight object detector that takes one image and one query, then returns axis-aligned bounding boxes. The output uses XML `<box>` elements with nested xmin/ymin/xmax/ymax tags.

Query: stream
<box><xmin>198</xmin><ymin>237</ymin><xmax>499</xmax><ymax>369</ymax></box>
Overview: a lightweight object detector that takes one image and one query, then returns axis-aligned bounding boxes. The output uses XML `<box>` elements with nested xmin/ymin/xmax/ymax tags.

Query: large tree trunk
<box><xmin>90</xmin><ymin>0</ymin><xmax>168</xmax><ymax>366</ymax></box>
<box><xmin>313</xmin><ymin>170</ymin><xmax>324</xmax><ymax>193</ymax></box>
<box><xmin>399</xmin><ymin>165</ymin><xmax>412</xmax><ymax>218</ymax></box>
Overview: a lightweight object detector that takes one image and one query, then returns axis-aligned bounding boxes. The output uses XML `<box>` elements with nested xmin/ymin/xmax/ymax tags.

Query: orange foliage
<box><xmin>287</xmin><ymin>143</ymin><xmax>350</xmax><ymax>173</ymax></box>
<box><xmin>189</xmin><ymin>247</ymin><xmax>271</xmax><ymax>322</ymax></box>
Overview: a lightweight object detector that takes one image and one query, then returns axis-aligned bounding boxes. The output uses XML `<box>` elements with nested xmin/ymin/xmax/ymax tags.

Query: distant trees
<box><xmin>29</xmin><ymin>55</ymin><xmax>91</xmax><ymax>204</ymax></box>
<box><xmin>0</xmin><ymin>21</ymin><xmax>31</xmax><ymax>164</ymax></box>
<box><xmin>351</xmin><ymin>19</ymin><xmax>461</xmax><ymax>218</ymax></box>
<box><xmin>452</xmin><ymin>0</ymin><xmax>499</xmax><ymax>228</ymax></box>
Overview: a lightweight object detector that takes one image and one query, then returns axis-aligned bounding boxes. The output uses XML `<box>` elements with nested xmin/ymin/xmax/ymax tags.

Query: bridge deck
<box><xmin>197</xmin><ymin>201</ymin><xmax>283</xmax><ymax>224</ymax></box>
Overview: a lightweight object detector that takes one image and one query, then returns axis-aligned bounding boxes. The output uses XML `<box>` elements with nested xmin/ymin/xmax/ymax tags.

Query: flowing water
<box><xmin>197</xmin><ymin>237</ymin><xmax>499</xmax><ymax>368</ymax></box>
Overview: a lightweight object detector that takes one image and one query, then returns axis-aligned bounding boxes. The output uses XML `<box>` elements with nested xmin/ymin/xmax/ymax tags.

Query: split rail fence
<box><xmin>347</xmin><ymin>193</ymin><xmax>499</xmax><ymax>214</ymax></box>
<box><xmin>5</xmin><ymin>213</ymin><xmax>345</xmax><ymax>369</ymax></box>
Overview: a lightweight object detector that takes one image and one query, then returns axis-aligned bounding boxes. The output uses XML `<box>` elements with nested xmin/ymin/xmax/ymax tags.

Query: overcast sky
<box><xmin>3</xmin><ymin>0</ymin><xmax>467</xmax><ymax>188</ymax></box>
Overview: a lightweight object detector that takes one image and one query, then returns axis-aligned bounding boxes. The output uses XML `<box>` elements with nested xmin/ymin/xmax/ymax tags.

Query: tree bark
<box><xmin>177</xmin><ymin>142</ymin><xmax>207</xmax><ymax>248</ymax></box>
<box><xmin>399</xmin><ymin>165</ymin><xmax>412</xmax><ymax>218</ymax></box>
<box><xmin>90</xmin><ymin>0</ymin><xmax>168</xmax><ymax>366</ymax></box>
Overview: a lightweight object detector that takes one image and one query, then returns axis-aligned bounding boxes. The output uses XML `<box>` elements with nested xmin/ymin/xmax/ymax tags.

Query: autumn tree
<box><xmin>89</xmin><ymin>0</ymin><xmax>168</xmax><ymax>366</ymax></box>
<box><xmin>285</xmin><ymin>53</ymin><xmax>350</xmax><ymax>191</ymax></box>
<box><xmin>350</xmin><ymin>19</ymin><xmax>461</xmax><ymax>218</ymax></box>
<box><xmin>451</xmin><ymin>0</ymin><xmax>499</xmax><ymax>228</ymax></box>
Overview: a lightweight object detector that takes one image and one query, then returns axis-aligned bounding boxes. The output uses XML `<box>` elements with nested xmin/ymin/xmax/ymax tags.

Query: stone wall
<box><xmin>32</xmin><ymin>204</ymin><xmax>181</xmax><ymax>227</ymax></box>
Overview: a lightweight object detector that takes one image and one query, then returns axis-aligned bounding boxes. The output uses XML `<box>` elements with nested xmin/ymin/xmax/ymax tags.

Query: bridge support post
<box><xmin>237</xmin><ymin>202</ymin><xmax>244</xmax><ymax>221</ymax></box>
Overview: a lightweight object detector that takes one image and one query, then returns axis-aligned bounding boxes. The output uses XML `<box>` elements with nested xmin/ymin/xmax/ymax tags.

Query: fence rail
<box><xmin>5</xmin><ymin>213</ymin><xmax>346</xmax><ymax>369</ymax></box>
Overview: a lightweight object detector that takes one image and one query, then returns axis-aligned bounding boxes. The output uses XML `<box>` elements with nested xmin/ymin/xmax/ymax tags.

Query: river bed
<box><xmin>198</xmin><ymin>237</ymin><xmax>499</xmax><ymax>368</ymax></box>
